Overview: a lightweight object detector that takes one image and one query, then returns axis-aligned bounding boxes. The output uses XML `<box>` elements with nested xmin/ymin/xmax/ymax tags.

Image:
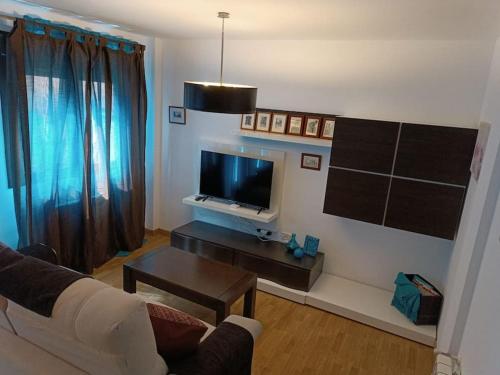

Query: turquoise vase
<box><xmin>293</xmin><ymin>247</ymin><xmax>305</xmax><ymax>259</ymax></box>
<box><xmin>286</xmin><ymin>233</ymin><xmax>300</xmax><ymax>253</ymax></box>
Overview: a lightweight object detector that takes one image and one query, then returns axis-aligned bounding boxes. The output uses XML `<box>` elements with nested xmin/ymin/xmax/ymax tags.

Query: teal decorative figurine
<box><xmin>286</xmin><ymin>233</ymin><xmax>300</xmax><ymax>253</ymax></box>
<box><xmin>293</xmin><ymin>247</ymin><xmax>305</xmax><ymax>259</ymax></box>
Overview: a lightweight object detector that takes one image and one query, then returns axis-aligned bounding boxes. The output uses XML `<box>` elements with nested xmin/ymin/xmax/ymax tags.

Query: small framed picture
<box><xmin>241</xmin><ymin>113</ymin><xmax>256</xmax><ymax>130</ymax></box>
<box><xmin>270</xmin><ymin>113</ymin><xmax>288</xmax><ymax>134</ymax></box>
<box><xmin>287</xmin><ymin>115</ymin><xmax>304</xmax><ymax>136</ymax></box>
<box><xmin>321</xmin><ymin>118</ymin><xmax>335</xmax><ymax>139</ymax></box>
<box><xmin>301</xmin><ymin>153</ymin><xmax>322</xmax><ymax>171</ymax></box>
<box><xmin>304</xmin><ymin>116</ymin><xmax>321</xmax><ymax>137</ymax></box>
<box><xmin>256</xmin><ymin>112</ymin><xmax>272</xmax><ymax>132</ymax></box>
<box><xmin>169</xmin><ymin>106</ymin><xmax>186</xmax><ymax>125</ymax></box>
<box><xmin>470</xmin><ymin>122</ymin><xmax>491</xmax><ymax>181</ymax></box>
<box><xmin>303</xmin><ymin>235</ymin><xmax>320</xmax><ymax>257</ymax></box>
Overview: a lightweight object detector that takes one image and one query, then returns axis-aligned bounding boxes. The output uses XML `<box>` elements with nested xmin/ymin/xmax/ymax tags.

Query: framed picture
<box><xmin>169</xmin><ymin>106</ymin><xmax>186</xmax><ymax>125</ymax></box>
<box><xmin>304</xmin><ymin>116</ymin><xmax>321</xmax><ymax>138</ymax></box>
<box><xmin>321</xmin><ymin>118</ymin><xmax>335</xmax><ymax>139</ymax></box>
<box><xmin>256</xmin><ymin>112</ymin><xmax>272</xmax><ymax>132</ymax></box>
<box><xmin>301</xmin><ymin>153</ymin><xmax>322</xmax><ymax>171</ymax></box>
<box><xmin>470</xmin><ymin>121</ymin><xmax>491</xmax><ymax>181</ymax></box>
<box><xmin>303</xmin><ymin>235</ymin><xmax>320</xmax><ymax>257</ymax></box>
<box><xmin>241</xmin><ymin>113</ymin><xmax>256</xmax><ymax>130</ymax></box>
<box><xmin>270</xmin><ymin>113</ymin><xmax>288</xmax><ymax>134</ymax></box>
<box><xmin>287</xmin><ymin>115</ymin><xmax>304</xmax><ymax>136</ymax></box>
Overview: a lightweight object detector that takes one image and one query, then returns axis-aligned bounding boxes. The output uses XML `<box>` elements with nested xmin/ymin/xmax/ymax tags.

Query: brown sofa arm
<box><xmin>18</xmin><ymin>243</ymin><xmax>58</xmax><ymax>265</ymax></box>
<box><xmin>166</xmin><ymin>321</ymin><xmax>255</xmax><ymax>375</ymax></box>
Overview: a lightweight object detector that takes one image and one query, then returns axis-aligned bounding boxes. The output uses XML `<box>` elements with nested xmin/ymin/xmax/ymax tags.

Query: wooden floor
<box><xmin>94</xmin><ymin>232</ymin><xmax>434</xmax><ymax>375</ymax></box>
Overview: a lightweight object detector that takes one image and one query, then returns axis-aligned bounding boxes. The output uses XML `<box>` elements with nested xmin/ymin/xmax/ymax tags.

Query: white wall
<box><xmin>437</xmin><ymin>38</ymin><xmax>500</xmax><ymax>362</ymax></box>
<box><xmin>159</xmin><ymin>38</ymin><xmax>494</xmax><ymax>291</ymax></box>
<box><xmin>459</xmin><ymin>148</ymin><xmax>500</xmax><ymax>375</ymax></box>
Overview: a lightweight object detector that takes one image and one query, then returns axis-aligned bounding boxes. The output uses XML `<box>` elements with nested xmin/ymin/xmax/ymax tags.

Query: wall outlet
<box><xmin>279</xmin><ymin>232</ymin><xmax>292</xmax><ymax>243</ymax></box>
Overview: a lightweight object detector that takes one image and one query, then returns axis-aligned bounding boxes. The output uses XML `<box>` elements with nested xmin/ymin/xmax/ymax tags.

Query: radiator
<box><xmin>433</xmin><ymin>353</ymin><xmax>461</xmax><ymax>375</ymax></box>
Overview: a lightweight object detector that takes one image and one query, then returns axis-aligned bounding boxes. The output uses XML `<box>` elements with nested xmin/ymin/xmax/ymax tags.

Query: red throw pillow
<box><xmin>147</xmin><ymin>303</ymin><xmax>208</xmax><ymax>359</ymax></box>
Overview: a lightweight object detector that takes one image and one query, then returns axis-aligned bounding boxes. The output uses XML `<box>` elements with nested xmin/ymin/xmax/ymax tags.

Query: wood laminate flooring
<box><xmin>93</xmin><ymin>232</ymin><xmax>434</xmax><ymax>375</ymax></box>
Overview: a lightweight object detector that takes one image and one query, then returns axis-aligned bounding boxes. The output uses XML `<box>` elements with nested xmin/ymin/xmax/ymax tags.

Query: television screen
<box><xmin>200</xmin><ymin>150</ymin><xmax>274</xmax><ymax>209</ymax></box>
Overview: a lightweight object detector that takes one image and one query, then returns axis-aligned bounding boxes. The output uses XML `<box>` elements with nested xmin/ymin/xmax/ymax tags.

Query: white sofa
<box><xmin>0</xmin><ymin>277</ymin><xmax>262</xmax><ymax>375</ymax></box>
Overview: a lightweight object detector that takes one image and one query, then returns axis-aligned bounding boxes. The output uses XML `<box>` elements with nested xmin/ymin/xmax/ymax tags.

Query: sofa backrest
<box><xmin>0</xmin><ymin>295</ymin><xmax>15</xmax><ymax>333</ymax></box>
<box><xmin>6</xmin><ymin>278</ymin><xmax>167</xmax><ymax>375</ymax></box>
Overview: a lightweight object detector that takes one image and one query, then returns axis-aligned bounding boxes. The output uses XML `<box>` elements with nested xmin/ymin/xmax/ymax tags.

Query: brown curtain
<box><xmin>3</xmin><ymin>18</ymin><xmax>147</xmax><ymax>273</ymax></box>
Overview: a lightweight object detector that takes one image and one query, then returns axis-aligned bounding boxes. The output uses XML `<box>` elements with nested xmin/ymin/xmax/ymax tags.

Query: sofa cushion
<box><xmin>0</xmin><ymin>326</ymin><xmax>86</xmax><ymax>375</ymax></box>
<box><xmin>133</xmin><ymin>293</ymin><xmax>216</xmax><ymax>342</ymax></box>
<box><xmin>7</xmin><ymin>278</ymin><xmax>167</xmax><ymax>375</ymax></box>
<box><xmin>147</xmin><ymin>303</ymin><xmax>208</xmax><ymax>359</ymax></box>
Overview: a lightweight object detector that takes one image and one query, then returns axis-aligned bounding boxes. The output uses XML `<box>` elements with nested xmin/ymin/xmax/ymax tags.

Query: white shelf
<box><xmin>182</xmin><ymin>195</ymin><xmax>279</xmax><ymax>223</ymax></box>
<box><xmin>238</xmin><ymin>130</ymin><xmax>332</xmax><ymax>148</ymax></box>
<box><xmin>257</xmin><ymin>274</ymin><xmax>436</xmax><ymax>347</ymax></box>
<box><xmin>257</xmin><ymin>278</ymin><xmax>307</xmax><ymax>304</ymax></box>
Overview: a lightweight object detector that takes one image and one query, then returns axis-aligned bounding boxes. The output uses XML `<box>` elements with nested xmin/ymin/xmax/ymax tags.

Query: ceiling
<box><xmin>8</xmin><ymin>0</ymin><xmax>500</xmax><ymax>40</ymax></box>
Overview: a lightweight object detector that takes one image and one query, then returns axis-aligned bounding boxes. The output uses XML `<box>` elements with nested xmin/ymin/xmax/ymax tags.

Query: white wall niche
<box><xmin>182</xmin><ymin>140</ymin><xmax>286</xmax><ymax>221</ymax></box>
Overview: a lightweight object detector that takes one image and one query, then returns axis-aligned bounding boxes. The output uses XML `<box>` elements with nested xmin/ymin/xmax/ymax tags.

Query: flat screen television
<box><xmin>200</xmin><ymin>150</ymin><xmax>274</xmax><ymax>209</ymax></box>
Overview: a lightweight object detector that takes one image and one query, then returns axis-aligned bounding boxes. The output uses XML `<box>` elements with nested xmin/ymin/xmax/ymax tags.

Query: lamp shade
<box><xmin>184</xmin><ymin>81</ymin><xmax>257</xmax><ymax>114</ymax></box>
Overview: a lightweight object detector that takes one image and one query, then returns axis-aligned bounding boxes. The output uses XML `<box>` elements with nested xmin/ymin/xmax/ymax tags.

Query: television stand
<box><xmin>171</xmin><ymin>221</ymin><xmax>324</xmax><ymax>291</ymax></box>
<box><xmin>182</xmin><ymin>195</ymin><xmax>279</xmax><ymax>223</ymax></box>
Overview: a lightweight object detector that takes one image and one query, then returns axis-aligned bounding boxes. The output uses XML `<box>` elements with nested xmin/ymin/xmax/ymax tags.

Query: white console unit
<box><xmin>182</xmin><ymin>195</ymin><xmax>279</xmax><ymax>223</ymax></box>
<box><xmin>258</xmin><ymin>274</ymin><xmax>437</xmax><ymax>347</ymax></box>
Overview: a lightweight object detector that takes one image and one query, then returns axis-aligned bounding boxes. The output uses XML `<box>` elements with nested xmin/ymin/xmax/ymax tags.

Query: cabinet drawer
<box><xmin>235</xmin><ymin>252</ymin><xmax>310</xmax><ymax>291</ymax></box>
<box><xmin>171</xmin><ymin>233</ymin><xmax>234</xmax><ymax>264</ymax></box>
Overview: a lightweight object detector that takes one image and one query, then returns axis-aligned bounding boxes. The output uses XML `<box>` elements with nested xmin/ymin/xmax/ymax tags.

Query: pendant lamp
<box><xmin>184</xmin><ymin>12</ymin><xmax>257</xmax><ymax>114</ymax></box>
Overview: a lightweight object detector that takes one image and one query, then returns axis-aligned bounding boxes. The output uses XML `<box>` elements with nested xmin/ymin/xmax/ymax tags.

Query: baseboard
<box><xmin>145</xmin><ymin>228</ymin><xmax>171</xmax><ymax>237</ymax></box>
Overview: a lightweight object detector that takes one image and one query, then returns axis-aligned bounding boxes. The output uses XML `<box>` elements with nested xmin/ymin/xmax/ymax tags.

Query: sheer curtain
<box><xmin>0</xmin><ymin>31</ymin><xmax>19</xmax><ymax>248</ymax></box>
<box><xmin>3</xmin><ymin>18</ymin><xmax>147</xmax><ymax>272</ymax></box>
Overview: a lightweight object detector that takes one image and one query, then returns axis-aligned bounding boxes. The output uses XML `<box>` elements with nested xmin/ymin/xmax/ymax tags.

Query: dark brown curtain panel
<box><xmin>3</xmin><ymin>18</ymin><xmax>147</xmax><ymax>273</ymax></box>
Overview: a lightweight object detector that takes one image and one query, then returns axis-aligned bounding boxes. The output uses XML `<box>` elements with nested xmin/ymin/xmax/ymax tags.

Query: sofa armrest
<box><xmin>18</xmin><ymin>243</ymin><xmax>58</xmax><ymax>265</ymax></box>
<box><xmin>167</xmin><ymin>321</ymin><xmax>257</xmax><ymax>375</ymax></box>
<box><xmin>223</xmin><ymin>315</ymin><xmax>262</xmax><ymax>342</ymax></box>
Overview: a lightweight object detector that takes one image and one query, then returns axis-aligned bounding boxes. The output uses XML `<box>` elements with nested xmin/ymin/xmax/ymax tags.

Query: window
<box><xmin>25</xmin><ymin>74</ymin><xmax>125</xmax><ymax>206</ymax></box>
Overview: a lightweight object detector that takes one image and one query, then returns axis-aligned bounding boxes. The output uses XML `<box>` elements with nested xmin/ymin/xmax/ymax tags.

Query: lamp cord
<box><xmin>220</xmin><ymin>16</ymin><xmax>225</xmax><ymax>85</ymax></box>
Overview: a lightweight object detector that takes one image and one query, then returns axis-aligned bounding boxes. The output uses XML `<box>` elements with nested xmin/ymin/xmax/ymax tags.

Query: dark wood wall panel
<box><xmin>330</xmin><ymin>117</ymin><xmax>400</xmax><ymax>174</ymax></box>
<box><xmin>394</xmin><ymin>123</ymin><xmax>478</xmax><ymax>185</ymax></box>
<box><xmin>323</xmin><ymin>117</ymin><xmax>477</xmax><ymax>239</ymax></box>
<box><xmin>384</xmin><ymin>178</ymin><xmax>465</xmax><ymax>239</ymax></box>
<box><xmin>323</xmin><ymin>168</ymin><xmax>390</xmax><ymax>225</ymax></box>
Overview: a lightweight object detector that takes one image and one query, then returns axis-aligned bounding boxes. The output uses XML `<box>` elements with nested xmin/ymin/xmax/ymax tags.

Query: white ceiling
<box><xmin>8</xmin><ymin>0</ymin><xmax>500</xmax><ymax>40</ymax></box>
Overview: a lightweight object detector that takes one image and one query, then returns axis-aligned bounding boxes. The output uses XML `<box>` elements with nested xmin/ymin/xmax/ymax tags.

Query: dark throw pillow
<box><xmin>147</xmin><ymin>303</ymin><xmax>208</xmax><ymax>360</ymax></box>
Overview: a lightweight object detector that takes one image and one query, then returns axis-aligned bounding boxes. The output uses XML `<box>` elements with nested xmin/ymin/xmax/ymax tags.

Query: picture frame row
<box><xmin>241</xmin><ymin>110</ymin><xmax>335</xmax><ymax>139</ymax></box>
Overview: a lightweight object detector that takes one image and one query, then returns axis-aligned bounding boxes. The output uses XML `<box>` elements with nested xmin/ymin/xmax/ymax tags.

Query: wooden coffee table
<box><xmin>123</xmin><ymin>246</ymin><xmax>257</xmax><ymax>325</ymax></box>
